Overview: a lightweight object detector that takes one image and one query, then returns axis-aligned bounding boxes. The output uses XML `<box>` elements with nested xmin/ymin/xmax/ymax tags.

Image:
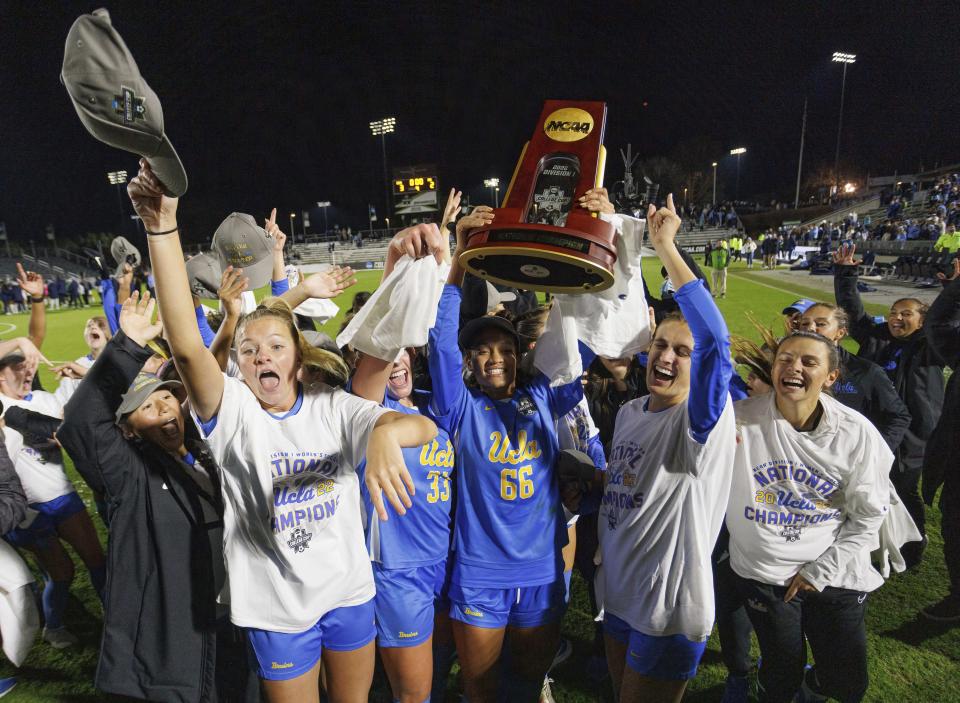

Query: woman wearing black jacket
<box><xmin>57</xmin><ymin>293</ymin><xmax>256</xmax><ymax>703</ymax></box>
<box><xmin>833</xmin><ymin>244</ymin><xmax>946</xmax><ymax>566</ymax></box>
<box><xmin>921</xmin><ymin>261</ymin><xmax>960</xmax><ymax>622</ymax></box>
<box><xmin>797</xmin><ymin>303</ymin><xmax>912</xmax><ymax>451</ymax></box>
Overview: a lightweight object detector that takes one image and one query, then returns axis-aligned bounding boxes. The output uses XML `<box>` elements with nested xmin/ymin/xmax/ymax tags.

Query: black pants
<box><xmin>734</xmin><ymin>573</ymin><xmax>869</xmax><ymax>703</ymax></box>
<box><xmin>943</xmin><ymin>470</ymin><xmax>960</xmax><ymax>597</ymax></box>
<box><xmin>712</xmin><ymin>529</ymin><xmax>754</xmax><ymax>676</ymax></box>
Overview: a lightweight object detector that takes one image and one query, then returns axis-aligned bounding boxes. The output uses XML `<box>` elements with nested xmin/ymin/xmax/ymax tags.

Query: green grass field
<box><xmin>1</xmin><ymin>262</ymin><xmax>957</xmax><ymax>702</ymax></box>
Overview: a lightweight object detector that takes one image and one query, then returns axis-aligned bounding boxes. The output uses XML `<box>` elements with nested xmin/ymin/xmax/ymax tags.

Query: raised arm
<box><xmin>832</xmin><ymin>244</ymin><xmax>876</xmax><ymax>344</ymax></box>
<box><xmin>278</xmin><ymin>266</ymin><xmax>356</xmax><ymax>311</ymax></box>
<box><xmin>59</xmin><ymin>296</ymin><xmax>160</xmax><ymax>499</ymax></box>
<box><xmin>648</xmin><ymin>194</ymin><xmax>732</xmax><ymax>442</ymax></box>
<box><xmin>127</xmin><ymin>160</ymin><xmax>223</xmax><ymax>421</ymax></box>
<box><xmin>17</xmin><ymin>263</ymin><xmax>46</xmax><ymax>350</ymax></box>
<box><xmin>209</xmin><ymin>266</ymin><xmax>248</xmax><ymax>372</ymax></box>
<box><xmin>100</xmin><ymin>277</ymin><xmax>120</xmax><ymax>334</ymax></box>
<box><xmin>264</xmin><ymin>208</ymin><xmax>290</xmax><ymax>294</ymax></box>
<box><xmin>447</xmin><ymin>206</ymin><xmax>494</xmax><ymax>287</ymax></box>
<box><xmin>926</xmin><ymin>265</ymin><xmax>960</xmax><ymax>368</ymax></box>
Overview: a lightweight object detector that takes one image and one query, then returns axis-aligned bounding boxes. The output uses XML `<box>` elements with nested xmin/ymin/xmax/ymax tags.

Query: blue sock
<box><xmin>89</xmin><ymin>565</ymin><xmax>106</xmax><ymax>602</ymax></box>
<box><xmin>41</xmin><ymin>578</ymin><xmax>71</xmax><ymax>630</ymax></box>
<box><xmin>564</xmin><ymin>570</ymin><xmax>573</xmax><ymax>604</ymax></box>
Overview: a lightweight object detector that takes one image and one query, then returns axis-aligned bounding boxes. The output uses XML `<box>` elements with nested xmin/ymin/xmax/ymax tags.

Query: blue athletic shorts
<box><xmin>374</xmin><ymin>561</ymin><xmax>447</xmax><ymax>647</ymax></box>
<box><xmin>603</xmin><ymin>613</ymin><xmax>707</xmax><ymax>681</ymax></box>
<box><xmin>246</xmin><ymin>598</ymin><xmax>376</xmax><ymax>681</ymax></box>
<box><xmin>449</xmin><ymin>576</ymin><xmax>566</xmax><ymax>629</ymax></box>
<box><xmin>4</xmin><ymin>492</ymin><xmax>86</xmax><ymax>548</ymax></box>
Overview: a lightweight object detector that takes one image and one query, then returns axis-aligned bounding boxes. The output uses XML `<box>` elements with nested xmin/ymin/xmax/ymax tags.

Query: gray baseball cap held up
<box><xmin>111</xmin><ymin>235</ymin><xmax>142</xmax><ymax>276</ymax></box>
<box><xmin>115</xmin><ymin>373</ymin><xmax>184</xmax><ymax>424</ymax></box>
<box><xmin>185</xmin><ymin>252</ymin><xmax>222</xmax><ymax>298</ymax></box>
<box><xmin>61</xmin><ymin>9</ymin><xmax>188</xmax><ymax>197</ymax></box>
<box><xmin>212</xmin><ymin>213</ymin><xmax>274</xmax><ymax>289</ymax></box>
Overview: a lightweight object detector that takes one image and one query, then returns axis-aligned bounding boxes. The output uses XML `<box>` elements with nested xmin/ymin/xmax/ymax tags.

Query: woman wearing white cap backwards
<box><xmin>128</xmin><ymin>160</ymin><xmax>438</xmax><ymax>703</ymax></box>
<box><xmin>724</xmin><ymin>331</ymin><xmax>891</xmax><ymax>703</ymax></box>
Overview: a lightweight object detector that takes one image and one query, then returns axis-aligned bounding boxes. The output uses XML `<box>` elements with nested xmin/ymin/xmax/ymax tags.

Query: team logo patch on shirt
<box><xmin>286</xmin><ymin>526</ymin><xmax>313</xmax><ymax>553</ymax></box>
<box><xmin>516</xmin><ymin>395</ymin><xmax>536</xmax><ymax>417</ymax></box>
<box><xmin>779</xmin><ymin>524</ymin><xmax>803</xmax><ymax>542</ymax></box>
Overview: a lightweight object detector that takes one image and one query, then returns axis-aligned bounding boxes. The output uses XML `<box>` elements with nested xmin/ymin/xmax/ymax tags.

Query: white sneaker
<box><xmin>43</xmin><ymin>626</ymin><xmax>78</xmax><ymax>649</ymax></box>
<box><xmin>539</xmin><ymin>677</ymin><xmax>556</xmax><ymax>703</ymax></box>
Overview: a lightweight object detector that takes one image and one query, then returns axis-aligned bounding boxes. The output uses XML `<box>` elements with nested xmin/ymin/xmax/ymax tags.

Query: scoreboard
<box><xmin>392</xmin><ymin>164</ymin><xmax>439</xmax><ymax>221</ymax></box>
<box><xmin>393</xmin><ymin>175</ymin><xmax>437</xmax><ymax>194</ymax></box>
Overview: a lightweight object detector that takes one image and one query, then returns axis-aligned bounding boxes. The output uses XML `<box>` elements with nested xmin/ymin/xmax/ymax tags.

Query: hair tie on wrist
<box><xmin>146</xmin><ymin>226</ymin><xmax>179</xmax><ymax>236</ymax></box>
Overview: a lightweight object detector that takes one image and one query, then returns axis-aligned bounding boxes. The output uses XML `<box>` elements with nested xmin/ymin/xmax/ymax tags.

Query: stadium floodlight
<box><xmin>107</xmin><ymin>170</ymin><xmax>127</xmax><ymax>185</ymax></box>
<box><xmin>369</xmin><ymin>117</ymin><xmax>396</xmax><ymax>136</ymax></box>
<box><xmin>711</xmin><ymin>162</ymin><xmax>718</xmax><ymax>204</ymax></box>
<box><xmin>316</xmin><ymin>201</ymin><xmax>331</xmax><ymax>233</ymax></box>
<box><xmin>832</xmin><ymin>52</ymin><xmax>856</xmax><ymax>192</ymax></box>
<box><xmin>484</xmin><ymin>178</ymin><xmax>501</xmax><ymax>207</ymax></box>
<box><xmin>729</xmin><ymin>148</ymin><xmax>747</xmax><ymax>199</ymax></box>
<box><xmin>370</xmin><ymin>117</ymin><xmax>397</xmax><ymax>222</ymax></box>
<box><xmin>832</xmin><ymin>52</ymin><xmax>857</xmax><ymax>64</ymax></box>
<box><xmin>843</xmin><ymin>182</ymin><xmax>856</xmax><ymax>194</ymax></box>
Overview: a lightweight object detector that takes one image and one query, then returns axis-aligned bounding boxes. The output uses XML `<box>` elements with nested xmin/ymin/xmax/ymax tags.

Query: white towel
<box><xmin>336</xmin><ymin>256</ymin><xmax>449</xmax><ymax>361</ymax></box>
<box><xmin>535</xmin><ymin>213</ymin><xmax>651</xmax><ymax>386</ymax></box>
<box><xmin>0</xmin><ymin>540</ymin><xmax>38</xmax><ymax>667</ymax></box>
<box><xmin>873</xmin><ymin>478</ymin><xmax>923</xmax><ymax>578</ymax></box>
<box><xmin>294</xmin><ymin>298</ymin><xmax>340</xmax><ymax>324</ymax></box>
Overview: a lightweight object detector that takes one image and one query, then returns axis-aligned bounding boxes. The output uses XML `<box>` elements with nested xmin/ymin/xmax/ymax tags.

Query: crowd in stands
<box><xmin>0</xmin><ymin>173</ymin><xmax>957</xmax><ymax>703</ymax></box>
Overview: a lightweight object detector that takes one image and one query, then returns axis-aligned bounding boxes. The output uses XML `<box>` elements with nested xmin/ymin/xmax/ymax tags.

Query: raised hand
<box><xmin>127</xmin><ymin>159</ymin><xmax>178</xmax><ymax>233</ymax></box>
<box><xmin>299</xmin><ymin>266</ymin><xmax>357</xmax><ymax>299</ymax></box>
<box><xmin>119</xmin><ymin>291</ymin><xmax>163</xmax><ymax>348</ymax></box>
<box><xmin>264</xmin><ymin>208</ymin><xmax>287</xmax><ymax>252</ymax></box>
<box><xmin>16</xmin><ymin>263</ymin><xmax>44</xmax><ymax>299</ymax></box>
<box><xmin>579</xmin><ymin>187</ymin><xmax>615</xmax><ymax>215</ymax></box>
<box><xmin>832</xmin><ymin>242</ymin><xmax>861</xmax><ymax>266</ymax></box>
<box><xmin>455</xmin><ymin>205</ymin><xmax>495</xmax><ymax>244</ymax></box>
<box><xmin>218</xmin><ymin>266</ymin><xmax>249</xmax><ymax>318</ymax></box>
<box><xmin>936</xmin><ymin>257</ymin><xmax>960</xmax><ymax>282</ymax></box>
<box><xmin>646</xmin><ymin>193</ymin><xmax>682</xmax><ymax>249</ymax></box>
<box><xmin>440</xmin><ymin>188</ymin><xmax>463</xmax><ymax>233</ymax></box>
<box><xmin>388</xmin><ymin>223</ymin><xmax>447</xmax><ymax>263</ymax></box>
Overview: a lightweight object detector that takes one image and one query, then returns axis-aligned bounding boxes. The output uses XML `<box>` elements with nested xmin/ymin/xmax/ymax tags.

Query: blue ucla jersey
<box><xmin>429</xmin><ymin>285</ymin><xmax>585</xmax><ymax>588</ymax></box>
<box><xmin>357</xmin><ymin>390</ymin><xmax>453</xmax><ymax>568</ymax></box>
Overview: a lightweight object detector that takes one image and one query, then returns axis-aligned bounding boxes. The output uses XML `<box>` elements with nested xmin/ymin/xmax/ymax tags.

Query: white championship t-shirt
<box><xmin>194</xmin><ymin>375</ymin><xmax>388</xmax><ymax>632</ymax></box>
<box><xmin>598</xmin><ymin>394</ymin><xmax>736</xmax><ymax>641</ymax></box>
<box><xmin>726</xmin><ymin>393</ymin><xmax>891</xmax><ymax>593</ymax></box>
<box><xmin>1</xmin><ymin>392</ymin><xmax>73</xmax><ymax>505</ymax></box>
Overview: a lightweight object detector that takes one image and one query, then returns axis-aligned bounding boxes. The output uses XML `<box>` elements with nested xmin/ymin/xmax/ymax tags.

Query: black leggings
<box><xmin>733</xmin><ymin>573</ymin><xmax>869</xmax><ymax>703</ymax></box>
<box><xmin>712</xmin><ymin>530</ymin><xmax>754</xmax><ymax>677</ymax></box>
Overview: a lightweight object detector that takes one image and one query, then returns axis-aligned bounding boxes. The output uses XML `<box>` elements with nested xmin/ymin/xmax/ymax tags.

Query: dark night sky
<box><xmin>1</xmin><ymin>0</ymin><xmax>957</xmax><ymax>249</ymax></box>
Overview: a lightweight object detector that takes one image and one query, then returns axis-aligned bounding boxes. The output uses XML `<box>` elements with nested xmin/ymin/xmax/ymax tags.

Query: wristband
<box><xmin>30</xmin><ymin>296</ymin><xmax>44</xmax><ymax>304</ymax></box>
<box><xmin>145</xmin><ymin>226</ymin><xmax>179</xmax><ymax>236</ymax></box>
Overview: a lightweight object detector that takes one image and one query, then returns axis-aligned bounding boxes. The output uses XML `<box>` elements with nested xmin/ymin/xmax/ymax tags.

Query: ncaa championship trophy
<box><xmin>458</xmin><ymin>100</ymin><xmax>618</xmax><ymax>293</ymax></box>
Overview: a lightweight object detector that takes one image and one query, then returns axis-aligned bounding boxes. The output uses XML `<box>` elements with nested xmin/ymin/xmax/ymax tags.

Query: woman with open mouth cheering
<box><xmin>128</xmin><ymin>160</ymin><xmax>437</xmax><ymax>703</ymax></box>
